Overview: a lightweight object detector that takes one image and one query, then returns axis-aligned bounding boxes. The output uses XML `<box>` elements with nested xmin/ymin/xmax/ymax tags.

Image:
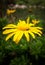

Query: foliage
<box><xmin>0</xmin><ymin>14</ymin><xmax>45</xmax><ymax>65</ymax></box>
<box><xmin>10</xmin><ymin>54</ymin><xmax>29</xmax><ymax>65</ymax></box>
<box><xmin>1</xmin><ymin>0</ymin><xmax>45</xmax><ymax>6</ymax></box>
<box><xmin>15</xmin><ymin>0</ymin><xmax>45</xmax><ymax>5</ymax></box>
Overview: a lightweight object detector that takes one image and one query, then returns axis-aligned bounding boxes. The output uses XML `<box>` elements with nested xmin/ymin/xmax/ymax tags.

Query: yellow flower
<box><xmin>3</xmin><ymin>17</ymin><xmax>43</xmax><ymax>44</ymax></box>
<box><xmin>32</xmin><ymin>19</ymin><xmax>39</xmax><ymax>25</ymax></box>
<box><xmin>7</xmin><ymin>9</ymin><xmax>16</xmax><ymax>15</ymax></box>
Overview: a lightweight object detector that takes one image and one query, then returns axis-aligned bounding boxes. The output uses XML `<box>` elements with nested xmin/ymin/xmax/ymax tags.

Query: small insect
<box><xmin>6</xmin><ymin>9</ymin><xmax>16</xmax><ymax>15</ymax></box>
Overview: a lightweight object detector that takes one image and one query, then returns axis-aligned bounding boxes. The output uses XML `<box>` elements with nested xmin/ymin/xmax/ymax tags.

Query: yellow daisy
<box><xmin>7</xmin><ymin>9</ymin><xmax>16</xmax><ymax>15</ymax></box>
<box><xmin>32</xmin><ymin>19</ymin><xmax>39</xmax><ymax>25</ymax></box>
<box><xmin>3</xmin><ymin>17</ymin><xmax>43</xmax><ymax>44</ymax></box>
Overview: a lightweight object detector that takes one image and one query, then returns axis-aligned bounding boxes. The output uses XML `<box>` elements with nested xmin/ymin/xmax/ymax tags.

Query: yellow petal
<box><xmin>30</xmin><ymin>27</ymin><xmax>42</xmax><ymax>34</ymax></box>
<box><xmin>29</xmin><ymin>23</ymin><xmax>34</xmax><ymax>26</ymax></box>
<box><xmin>3</xmin><ymin>24</ymin><xmax>17</xmax><ymax>29</ymax></box>
<box><xmin>31</xmin><ymin>30</ymin><xmax>42</xmax><ymax>36</ymax></box>
<box><xmin>27</xmin><ymin>17</ymin><xmax>30</xmax><ymax>24</ymax></box>
<box><xmin>36</xmin><ymin>32</ymin><xmax>41</xmax><ymax>36</ymax></box>
<box><xmin>3</xmin><ymin>29</ymin><xmax>17</xmax><ymax>34</ymax></box>
<box><xmin>36</xmin><ymin>29</ymin><xmax>42</xmax><ymax>34</ymax></box>
<box><xmin>36</xmin><ymin>27</ymin><xmax>43</xmax><ymax>30</ymax></box>
<box><xmin>14</xmin><ymin>31</ymin><xmax>23</xmax><ymax>44</ymax></box>
<box><xmin>13</xmin><ymin>31</ymin><xmax>22</xmax><ymax>44</ymax></box>
<box><xmin>24</xmin><ymin>31</ymin><xmax>29</xmax><ymax>41</ymax></box>
<box><xmin>34</xmin><ymin>28</ymin><xmax>42</xmax><ymax>34</ymax></box>
<box><xmin>5</xmin><ymin>32</ymin><xmax>15</xmax><ymax>41</ymax></box>
<box><xmin>17</xmin><ymin>20</ymin><xmax>26</xmax><ymax>26</ymax></box>
<box><xmin>29</xmin><ymin>31</ymin><xmax>35</xmax><ymax>38</ymax></box>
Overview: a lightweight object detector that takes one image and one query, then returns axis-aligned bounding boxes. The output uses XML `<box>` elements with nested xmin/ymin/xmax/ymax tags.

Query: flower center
<box><xmin>18</xmin><ymin>26</ymin><xmax>29</xmax><ymax>31</ymax></box>
<box><xmin>17</xmin><ymin>21</ymin><xmax>30</xmax><ymax>31</ymax></box>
